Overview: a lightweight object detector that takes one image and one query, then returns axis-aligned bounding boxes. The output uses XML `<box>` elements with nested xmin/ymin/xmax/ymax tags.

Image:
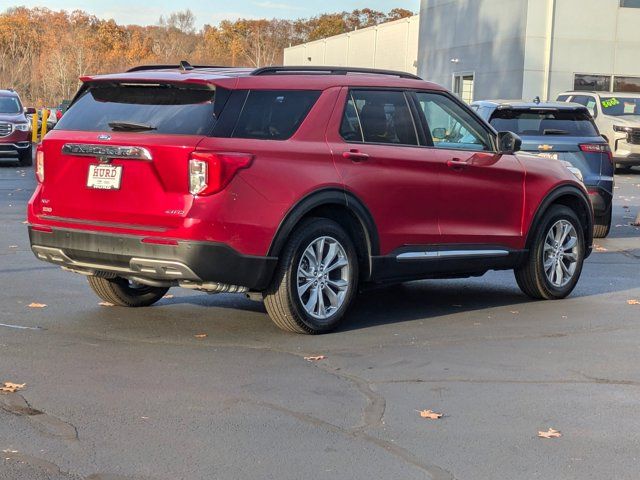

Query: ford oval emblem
<box><xmin>97</xmin><ymin>134</ymin><xmax>111</xmax><ymax>141</ymax></box>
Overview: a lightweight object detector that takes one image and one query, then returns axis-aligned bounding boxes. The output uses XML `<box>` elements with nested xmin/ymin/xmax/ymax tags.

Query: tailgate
<box><xmin>34</xmin><ymin>131</ymin><xmax>201</xmax><ymax>230</ymax></box>
<box><xmin>30</xmin><ymin>80</ymin><xmax>220</xmax><ymax>232</ymax></box>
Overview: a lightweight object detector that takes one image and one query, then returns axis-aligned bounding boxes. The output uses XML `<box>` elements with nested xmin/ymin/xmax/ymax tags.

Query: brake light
<box><xmin>56</xmin><ymin>110</ymin><xmax>63</xmax><ymax>121</ymax></box>
<box><xmin>36</xmin><ymin>148</ymin><xmax>45</xmax><ymax>183</ymax></box>
<box><xmin>580</xmin><ymin>143</ymin><xmax>612</xmax><ymax>164</ymax></box>
<box><xmin>188</xmin><ymin>152</ymin><xmax>254</xmax><ymax>196</ymax></box>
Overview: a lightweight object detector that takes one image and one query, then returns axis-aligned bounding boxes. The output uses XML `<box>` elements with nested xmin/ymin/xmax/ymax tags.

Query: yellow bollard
<box><xmin>31</xmin><ymin>111</ymin><xmax>38</xmax><ymax>143</ymax></box>
<box><xmin>40</xmin><ymin>109</ymin><xmax>49</xmax><ymax>140</ymax></box>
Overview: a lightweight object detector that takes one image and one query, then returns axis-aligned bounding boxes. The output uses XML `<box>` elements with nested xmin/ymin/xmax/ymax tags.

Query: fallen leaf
<box><xmin>418</xmin><ymin>409</ymin><xmax>443</xmax><ymax>420</ymax></box>
<box><xmin>594</xmin><ymin>245</ymin><xmax>608</xmax><ymax>252</ymax></box>
<box><xmin>194</xmin><ymin>333</ymin><xmax>208</xmax><ymax>339</ymax></box>
<box><xmin>21</xmin><ymin>221</ymin><xmax>28</xmax><ymax>225</ymax></box>
<box><xmin>98</xmin><ymin>302</ymin><xmax>114</xmax><ymax>307</ymax></box>
<box><xmin>304</xmin><ymin>355</ymin><xmax>326</xmax><ymax>362</ymax></box>
<box><xmin>8</xmin><ymin>245</ymin><xmax>17</xmax><ymax>249</ymax></box>
<box><xmin>163</xmin><ymin>294</ymin><xmax>174</xmax><ymax>299</ymax></box>
<box><xmin>27</xmin><ymin>303</ymin><xmax>47</xmax><ymax>308</ymax></box>
<box><xmin>628</xmin><ymin>300</ymin><xmax>640</xmax><ymax>305</ymax></box>
<box><xmin>538</xmin><ymin>428</ymin><xmax>562</xmax><ymax>439</ymax></box>
<box><xmin>0</xmin><ymin>382</ymin><xmax>26</xmax><ymax>394</ymax></box>
<box><xmin>510</xmin><ymin>310</ymin><xmax>519</xmax><ymax>314</ymax></box>
<box><xmin>2</xmin><ymin>449</ymin><xmax>18</xmax><ymax>454</ymax></box>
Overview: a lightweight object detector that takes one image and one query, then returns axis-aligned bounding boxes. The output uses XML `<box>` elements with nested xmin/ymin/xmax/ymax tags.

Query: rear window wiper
<box><xmin>108</xmin><ymin>121</ymin><xmax>157</xmax><ymax>132</ymax></box>
<box><xmin>543</xmin><ymin>129</ymin><xmax>569</xmax><ymax>135</ymax></box>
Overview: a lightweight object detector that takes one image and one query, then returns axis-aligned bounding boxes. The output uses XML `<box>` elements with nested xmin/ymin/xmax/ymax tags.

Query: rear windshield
<box><xmin>489</xmin><ymin>109</ymin><xmax>599</xmax><ymax>137</ymax></box>
<box><xmin>56</xmin><ymin>83</ymin><xmax>217</xmax><ymax>135</ymax></box>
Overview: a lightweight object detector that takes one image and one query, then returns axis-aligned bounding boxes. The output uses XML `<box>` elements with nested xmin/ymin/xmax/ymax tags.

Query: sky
<box><xmin>0</xmin><ymin>1</ymin><xmax>420</xmax><ymax>27</ymax></box>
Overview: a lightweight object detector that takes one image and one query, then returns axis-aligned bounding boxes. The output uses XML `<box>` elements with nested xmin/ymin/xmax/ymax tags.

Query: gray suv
<box><xmin>557</xmin><ymin>91</ymin><xmax>640</xmax><ymax>171</ymax></box>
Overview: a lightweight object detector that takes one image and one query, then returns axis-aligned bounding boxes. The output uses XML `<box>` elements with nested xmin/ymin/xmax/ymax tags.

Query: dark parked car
<box><xmin>0</xmin><ymin>89</ymin><xmax>34</xmax><ymax>166</ymax></box>
<box><xmin>472</xmin><ymin>100</ymin><xmax>613</xmax><ymax>238</ymax></box>
<box><xmin>28</xmin><ymin>64</ymin><xmax>593</xmax><ymax>334</ymax></box>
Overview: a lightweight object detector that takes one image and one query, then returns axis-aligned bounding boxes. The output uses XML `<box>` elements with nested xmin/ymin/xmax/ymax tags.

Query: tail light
<box><xmin>35</xmin><ymin>148</ymin><xmax>45</xmax><ymax>183</ymax></box>
<box><xmin>188</xmin><ymin>152</ymin><xmax>254</xmax><ymax>196</ymax></box>
<box><xmin>580</xmin><ymin>143</ymin><xmax>612</xmax><ymax>164</ymax></box>
<box><xmin>56</xmin><ymin>109</ymin><xmax>63</xmax><ymax>121</ymax></box>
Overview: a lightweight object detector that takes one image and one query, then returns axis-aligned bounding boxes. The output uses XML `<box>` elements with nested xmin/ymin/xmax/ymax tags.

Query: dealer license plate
<box><xmin>537</xmin><ymin>152</ymin><xmax>558</xmax><ymax>160</ymax></box>
<box><xmin>87</xmin><ymin>164</ymin><xmax>122</xmax><ymax>190</ymax></box>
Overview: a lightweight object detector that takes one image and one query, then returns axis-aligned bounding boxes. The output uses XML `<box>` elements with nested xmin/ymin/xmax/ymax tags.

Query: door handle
<box><xmin>342</xmin><ymin>150</ymin><xmax>370</xmax><ymax>162</ymax></box>
<box><xmin>447</xmin><ymin>158</ymin><xmax>469</xmax><ymax>171</ymax></box>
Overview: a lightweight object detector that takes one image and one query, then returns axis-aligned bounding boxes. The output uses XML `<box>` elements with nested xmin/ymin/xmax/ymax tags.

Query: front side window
<box><xmin>415</xmin><ymin>92</ymin><xmax>492</xmax><ymax>151</ymax></box>
<box><xmin>488</xmin><ymin>109</ymin><xmax>599</xmax><ymax>137</ymax></box>
<box><xmin>620</xmin><ymin>0</ymin><xmax>640</xmax><ymax>7</ymax></box>
<box><xmin>340</xmin><ymin>90</ymin><xmax>418</xmax><ymax>146</ymax></box>
<box><xmin>0</xmin><ymin>96</ymin><xmax>21</xmax><ymax>114</ymax></box>
<box><xmin>232</xmin><ymin>90</ymin><xmax>320</xmax><ymax>140</ymax></box>
<box><xmin>570</xmin><ymin>95</ymin><xmax>597</xmax><ymax>117</ymax></box>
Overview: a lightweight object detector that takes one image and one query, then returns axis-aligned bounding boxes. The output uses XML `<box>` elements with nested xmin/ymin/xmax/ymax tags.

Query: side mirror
<box><xmin>24</xmin><ymin>107</ymin><xmax>36</xmax><ymax>115</ymax></box>
<box><xmin>497</xmin><ymin>131</ymin><xmax>522</xmax><ymax>154</ymax></box>
<box><xmin>432</xmin><ymin>127</ymin><xmax>447</xmax><ymax>140</ymax></box>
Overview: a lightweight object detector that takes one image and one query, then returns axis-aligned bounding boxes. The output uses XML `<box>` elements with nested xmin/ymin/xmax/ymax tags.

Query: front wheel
<box><xmin>87</xmin><ymin>276</ymin><xmax>168</xmax><ymax>307</ymax></box>
<box><xmin>515</xmin><ymin>205</ymin><xmax>585</xmax><ymax>300</ymax></box>
<box><xmin>264</xmin><ymin>218</ymin><xmax>359</xmax><ymax>334</ymax></box>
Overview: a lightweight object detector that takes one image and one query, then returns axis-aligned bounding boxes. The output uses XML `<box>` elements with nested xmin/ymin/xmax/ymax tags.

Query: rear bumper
<box><xmin>28</xmin><ymin>227</ymin><xmax>277</xmax><ymax>291</ymax></box>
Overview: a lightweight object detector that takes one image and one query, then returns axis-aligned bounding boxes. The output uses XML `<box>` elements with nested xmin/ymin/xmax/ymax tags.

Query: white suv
<box><xmin>557</xmin><ymin>91</ymin><xmax>640</xmax><ymax>171</ymax></box>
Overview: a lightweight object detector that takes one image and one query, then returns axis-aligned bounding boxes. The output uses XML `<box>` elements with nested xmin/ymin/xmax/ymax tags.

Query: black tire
<box><xmin>515</xmin><ymin>205</ymin><xmax>585</xmax><ymax>300</ymax></box>
<box><xmin>87</xmin><ymin>276</ymin><xmax>168</xmax><ymax>307</ymax></box>
<box><xmin>263</xmin><ymin>218</ymin><xmax>359</xmax><ymax>334</ymax></box>
<box><xmin>18</xmin><ymin>145</ymin><xmax>33</xmax><ymax>167</ymax></box>
<box><xmin>593</xmin><ymin>203</ymin><xmax>612</xmax><ymax>239</ymax></box>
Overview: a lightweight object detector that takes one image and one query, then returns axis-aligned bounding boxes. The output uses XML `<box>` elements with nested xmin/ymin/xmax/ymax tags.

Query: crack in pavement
<box><xmin>370</xmin><ymin>376</ymin><xmax>640</xmax><ymax>387</ymax></box>
<box><xmin>236</xmin><ymin>398</ymin><xmax>455</xmax><ymax>480</ymax></box>
<box><xmin>0</xmin><ymin>393</ymin><xmax>79</xmax><ymax>441</ymax></box>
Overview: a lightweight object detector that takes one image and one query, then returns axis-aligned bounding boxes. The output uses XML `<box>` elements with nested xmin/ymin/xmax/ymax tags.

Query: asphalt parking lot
<box><xmin>1</xmin><ymin>163</ymin><xmax>639</xmax><ymax>480</ymax></box>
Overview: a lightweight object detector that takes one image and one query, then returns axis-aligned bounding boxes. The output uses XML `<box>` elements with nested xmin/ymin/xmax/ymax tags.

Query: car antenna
<box><xmin>179</xmin><ymin>60</ymin><xmax>194</xmax><ymax>72</ymax></box>
<box><xmin>533</xmin><ymin>96</ymin><xmax>541</xmax><ymax>104</ymax></box>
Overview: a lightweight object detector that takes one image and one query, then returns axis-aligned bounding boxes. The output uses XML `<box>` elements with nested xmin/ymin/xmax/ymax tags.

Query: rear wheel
<box><xmin>87</xmin><ymin>276</ymin><xmax>168</xmax><ymax>307</ymax></box>
<box><xmin>515</xmin><ymin>205</ymin><xmax>585</xmax><ymax>300</ymax></box>
<box><xmin>593</xmin><ymin>203</ymin><xmax>612</xmax><ymax>239</ymax></box>
<box><xmin>264</xmin><ymin>218</ymin><xmax>359</xmax><ymax>334</ymax></box>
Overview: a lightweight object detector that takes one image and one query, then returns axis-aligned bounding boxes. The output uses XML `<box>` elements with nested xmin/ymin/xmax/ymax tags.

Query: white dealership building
<box><xmin>284</xmin><ymin>0</ymin><xmax>640</xmax><ymax>102</ymax></box>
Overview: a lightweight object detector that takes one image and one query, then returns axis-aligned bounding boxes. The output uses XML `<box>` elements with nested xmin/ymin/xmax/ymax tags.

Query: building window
<box><xmin>620</xmin><ymin>0</ymin><xmax>640</xmax><ymax>7</ymax></box>
<box><xmin>614</xmin><ymin>76</ymin><xmax>640</xmax><ymax>93</ymax></box>
<box><xmin>453</xmin><ymin>74</ymin><xmax>474</xmax><ymax>104</ymax></box>
<box><xmin>574</xmin><ymin>74</ymin><xmax>611</xmax><ymax>92</ymax></box>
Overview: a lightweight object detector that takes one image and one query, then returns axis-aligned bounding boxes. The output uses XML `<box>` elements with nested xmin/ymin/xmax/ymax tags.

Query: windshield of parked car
<box><xmin>0</xmin><ymin>97</ymin><xmax>21</xmax><ymax>114</ymax></box>
<box><xmin>489</xmin><ymin>109</ymin><xmax>599</xmax><ymax>137</ymax></box>
<box><xmin>55</xmin><ymin>83</ymin><xmax>218</xmax><ymax>135</ymax></box>
<box><xmin>599</xmin><ymin>96</ymin><xmax>640</xmax><ymax>116</ymax></box>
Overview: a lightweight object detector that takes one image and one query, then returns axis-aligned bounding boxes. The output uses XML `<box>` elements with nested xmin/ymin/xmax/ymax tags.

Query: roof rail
<box><xmin>251</xmin><ymin>66</ymin><xmax>422</xmax><ymax>81</ymax></box>
<box><xmin>126</xmin><ymin>63</ymin><xmax>228</xmax><ymax>73</ymax></box>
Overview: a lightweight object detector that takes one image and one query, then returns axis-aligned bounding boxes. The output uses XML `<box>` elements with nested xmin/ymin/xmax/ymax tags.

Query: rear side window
<box><xmin>489</xmin><ymin>109</ymin><xmax>599</xmax><ymax>137</ymax></box>
<box><xmin>340</xmin><ymin>90</ymin><xmax>418</xmax><ymax>146</ymax></box>
<box><xmin>556</xmin><ymin>95</ymin><xmax>570</xmax><ymax>102</ymax></box>
<box><xmin>56</xmin><ymin>83</ymin><xmax>218</xmax><ymax>135</ymax></box>
<box><xmin>231</xmin><ymin>90</ymin><xmax>320</xmax><ymax>140</ymax></box>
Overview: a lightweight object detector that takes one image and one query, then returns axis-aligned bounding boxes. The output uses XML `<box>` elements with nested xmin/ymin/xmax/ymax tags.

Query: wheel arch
<box><xmin>526</xmin><ymin>184</ymin><xmax>594</xmax><ymax>257</ymax></box>
<box><xmin>268</xmin><ymin>188</ymin><xmax>380</xmax><ymax>280</ymax></box>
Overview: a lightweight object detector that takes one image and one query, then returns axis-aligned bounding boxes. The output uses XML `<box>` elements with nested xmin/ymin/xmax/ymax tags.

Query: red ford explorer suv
<box><xmin>28</xmin><ymin>63</ymin><xmax>593</xmax><ymax>334</ymax></box>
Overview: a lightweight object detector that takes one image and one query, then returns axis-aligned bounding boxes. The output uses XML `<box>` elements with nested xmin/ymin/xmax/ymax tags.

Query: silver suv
<box><xmin>556</xmin><ymin>91</ymin><xmax>640</xmax><ymax>171</ymax></box>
